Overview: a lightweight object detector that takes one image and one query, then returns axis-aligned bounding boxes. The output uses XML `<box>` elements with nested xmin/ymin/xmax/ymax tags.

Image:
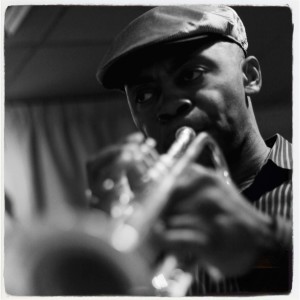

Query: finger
<box><xmin>139</xmin><ymin>141</ymin><xmax>159</xmax><ymax>168</ymax></box>
<box><xmin>86</xmin><ymin>145</ymin><xmax>121</xmax><ymax>175</ymax></box>
<box><xmin>171</xmin><ymin>190</ymin><xmax>226</xmax><ymax>218</ymax></box>
<box><xmin>124</xmin><ymin>145</ymin><xmax>157</xmax><ymax>188</ymax></box>
<box><xmin>166</xmin><ymin>169</ymin><xmax>228</xmax><ymax>211</ymax></box>
<box><xmin>162</xmin><ymin>229</ymin><xmax>208</xmax><ymax>250</ymax></box>
<box><xmin>172</xmin><ymin>165</ymin><xmax>216</xmax><ymax>195</ymax></box>
<box><xmin>122</xmin><ymin>132</ymin><xmax>145</xmax><ymax>144</ymax></box>
<box><xmin>127</xmin><ymin>161</ymin><xmax>150</xmax><ymax>190</ymax></box>
<box><xmin>164</xmin><ymin>214</ymin><xmax>209</xmax><ymax>232</ymax></box>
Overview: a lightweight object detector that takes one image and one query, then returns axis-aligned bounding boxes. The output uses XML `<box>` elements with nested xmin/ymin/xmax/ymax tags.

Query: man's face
<box><xmin>125</xmin><ymin>40</ymin><xmax>253</xmax><ymax>157</ymax></box>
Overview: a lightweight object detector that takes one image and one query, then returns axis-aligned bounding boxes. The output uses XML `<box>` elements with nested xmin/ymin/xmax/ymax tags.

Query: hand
<box><xmin>156</xmin><ymin>163</ymin><xmax>275</xmax><ymax>278</ymax></box>
<box><xmin>86</xmin><ymin>132</ymin><xmax>159</xmax><ymax>214</ymax></box>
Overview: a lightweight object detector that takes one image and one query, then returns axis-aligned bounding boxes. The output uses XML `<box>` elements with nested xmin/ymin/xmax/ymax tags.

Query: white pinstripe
<box><xmin>189</xmin><ymin>135</ymin><xmax>292</xmax><ymax>295</ymax></box>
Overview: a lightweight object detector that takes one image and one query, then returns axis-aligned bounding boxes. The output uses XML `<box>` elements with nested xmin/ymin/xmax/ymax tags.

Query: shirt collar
<box><xmin>242</xmin><ymin>134</ymin><xmax>292</xmax><ymax>201</ymax></box>
<box><xmin>265</xmin><ymin>134</ymin><xmax>293</xmax><ymax>170</ymax></box>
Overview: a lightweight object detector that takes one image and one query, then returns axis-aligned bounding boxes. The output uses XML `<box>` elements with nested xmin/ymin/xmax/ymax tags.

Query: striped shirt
<box><xmin>190</xmin><ymin>134</ymin><xmax>293</xmax><ymax>295</ymax></box>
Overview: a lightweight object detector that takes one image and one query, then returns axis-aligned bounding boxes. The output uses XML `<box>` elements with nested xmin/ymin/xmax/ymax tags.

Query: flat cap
<box><xmin>97</xmin><ymin>5</ymin><xmax>248</xmax><ymax>90</ymax></box>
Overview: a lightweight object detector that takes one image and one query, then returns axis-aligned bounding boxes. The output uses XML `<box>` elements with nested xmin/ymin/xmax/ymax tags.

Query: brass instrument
<box><xmin>108</xmin><ymin>127</ymin><xmax>231</xmax><ymax>296</ymax></box>
<box><xmin>5</xmin><ymin>127</ymin><xmax>231</xmax><ymax>296</ymax></box>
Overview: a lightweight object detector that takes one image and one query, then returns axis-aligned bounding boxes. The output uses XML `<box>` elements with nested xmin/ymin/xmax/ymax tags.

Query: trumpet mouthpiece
<box><xmin>167</xmin><ymin>127</ymin><xmax>196</xmax><ymax>160</ymax></box>
<box><xmin>175</xmin><ymin>127</ymin><xmax>196</xmax><ymax>140</ymax></box>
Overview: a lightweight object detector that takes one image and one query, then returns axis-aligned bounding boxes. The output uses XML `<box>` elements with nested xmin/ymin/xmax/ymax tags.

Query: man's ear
<box><xmin>242</xmin><ymin>56</ymin><xmax>262</xmax><ymax>95</ymax></box>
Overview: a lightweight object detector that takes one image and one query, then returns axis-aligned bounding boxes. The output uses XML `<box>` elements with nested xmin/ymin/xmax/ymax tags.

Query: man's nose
<box><xmin>157</xmin><ymin>97</ymin><xmax>193</xmax><ymax>123</ymax></box>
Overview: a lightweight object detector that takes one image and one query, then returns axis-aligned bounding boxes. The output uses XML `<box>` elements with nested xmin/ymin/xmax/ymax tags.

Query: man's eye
<box><xmin>181</xmin><ymin>69</ymin><xmax>204</xmax><ymax>82</ymax></box>
<box><xmin>136</xmin><ymin>91</ymin><xmax>154</xmax><ymax>103</ymax></box>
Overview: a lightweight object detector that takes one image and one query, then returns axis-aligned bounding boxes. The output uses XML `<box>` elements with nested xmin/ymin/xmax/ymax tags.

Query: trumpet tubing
<box><xmin>5</xmin><ymin>213</ymin><xmax>154</xmax><ymax>296</ymax></box>
<box><xmin>5</xmin><ymin>127</ymin><xmax>230</xmax><ymax>296</ymax></box>
<box><xmin>110</xmin><ymin>127</ymin><xmax>231</xmax><ymax>296</ymax></box>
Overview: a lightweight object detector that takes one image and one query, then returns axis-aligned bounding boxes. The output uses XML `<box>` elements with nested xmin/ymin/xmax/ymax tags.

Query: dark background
<box><xmin>3</xmin><ymin>6</ymin><xmax>295</xmax><ymax>295</ymax></box>
<box><xmin>4</xmin><ymin>6</ymin><xmax>294</xmax><ymax>221</ymax></box>
<box><xmin>5</xmin><ymin>5</ymin><xmax>293</xmax><ymax>140</ymax></box>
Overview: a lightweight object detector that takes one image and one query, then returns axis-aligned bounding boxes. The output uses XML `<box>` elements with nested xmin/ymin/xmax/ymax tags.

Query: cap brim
<box><xmin>98</xmin><ymin>34</ymin><xmax>235</xmax><ymax>91</ymax></box>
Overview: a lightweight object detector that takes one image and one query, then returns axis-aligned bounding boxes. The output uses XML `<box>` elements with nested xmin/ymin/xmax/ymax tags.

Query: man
<box><xmin>87</xmin><ymin>5</ymin><xmax>292</xmax><ymax>295</ymax></box>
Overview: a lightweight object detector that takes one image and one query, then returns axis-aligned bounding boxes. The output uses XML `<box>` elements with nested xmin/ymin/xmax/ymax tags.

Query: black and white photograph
<box><xmin>3</xmin><ymin>2</ymin><xmax>296</xmax><ymax>297</ymax></box>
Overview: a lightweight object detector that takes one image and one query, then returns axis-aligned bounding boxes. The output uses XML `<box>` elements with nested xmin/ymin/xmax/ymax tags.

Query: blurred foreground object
<box><xmin>5</xmin><ymin>128</ymin><xmax>229</xmax><ymax>296</ymax></box>
<box><xmin>4</xmin><ymin>207</ymin><xmax>153</xmax><ymax>296</ymax></box>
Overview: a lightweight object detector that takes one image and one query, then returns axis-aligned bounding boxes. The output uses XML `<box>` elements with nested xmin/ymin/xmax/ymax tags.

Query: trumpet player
<box><xmin>88</xmin><ymin>5</ymin><xmax>292</xmax><ymax>295</ymax></box>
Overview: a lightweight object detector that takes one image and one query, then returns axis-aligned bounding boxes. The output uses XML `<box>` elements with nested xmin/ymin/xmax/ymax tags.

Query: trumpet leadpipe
<box><xmin>145</xmin><ymin>127</ymin><xmax>196</xmax><ymax>181</ymax></box>
<box><xmin>111</xmin><ymin>127</ymin><xmax>197</xmax><ymax>252</ymax></box>
<box><xmin>111</xmin><ymin>127</ymin><xmax>231</xmax><ymax>252</ymax></box>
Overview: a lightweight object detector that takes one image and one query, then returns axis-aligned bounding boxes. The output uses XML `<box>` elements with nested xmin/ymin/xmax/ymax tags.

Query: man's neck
<box><xmin>229</xmin><ymin>131</ymin><xmax>270</xmax><ymax>191</ymax></box>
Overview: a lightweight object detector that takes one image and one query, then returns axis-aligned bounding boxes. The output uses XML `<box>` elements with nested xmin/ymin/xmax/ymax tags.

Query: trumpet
<box><xmin>5</xmin><ymin>127</ymin><xmax>231</xmax><ymax>296</ymax></box>
<box><xmin>108</xmin><ymin>127</ymin><xmax>231</xmax><ymax>296</ymax></box>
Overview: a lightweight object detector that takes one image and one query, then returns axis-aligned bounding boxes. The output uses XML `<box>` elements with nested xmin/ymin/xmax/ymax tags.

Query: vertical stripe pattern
<box><xmin>189</xmin><ymin>134</ymin><xmax>292</xmax><ymax>295</ymax></box>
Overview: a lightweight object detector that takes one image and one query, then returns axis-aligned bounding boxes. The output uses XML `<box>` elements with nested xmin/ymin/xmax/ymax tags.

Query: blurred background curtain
<box><xmin>4</xmin><ymin>5</ymin><xmax>292</xmax><ymax>227</ymax></box>
<box><xmin>4</xmin><ymin>96</ymin><xmax>136</xmax><ymax>224</ymax></box>
<box><xmin>4</xmin><ymin>96</ymin><xmax>292</xmax><ymax>224</ymax></box>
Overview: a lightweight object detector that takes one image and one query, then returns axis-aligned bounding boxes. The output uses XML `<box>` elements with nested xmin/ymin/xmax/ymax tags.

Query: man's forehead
<box><xmin>134</xmin><ymin>51</ymin><xmax>200</xmax><ymax>80</ymax></box>
<box><xmin>125</xmin><ymin>39</ymin><xmax>236</xmax><ymax>86</ymax></box>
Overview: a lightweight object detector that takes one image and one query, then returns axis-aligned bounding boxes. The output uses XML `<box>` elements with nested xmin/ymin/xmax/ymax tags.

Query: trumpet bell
<box><xmin>5</xmin><ymin>226</ymin><xmax>154</xmax><ymax>296</ymax></box>
<box><xmin>5</xmin><ymin>128</ymin><xmax>230</xmax><ymax>297</ymax></box>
